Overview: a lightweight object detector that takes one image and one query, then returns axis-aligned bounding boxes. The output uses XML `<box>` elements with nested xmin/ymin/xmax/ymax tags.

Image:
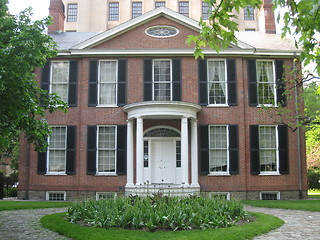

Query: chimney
<box><xmin>263</xmin><ymin>0</ymin><xmax>276</xmax><ymax>34</ymax></box>
<box><xmin>48</xmin><ymin>0</ymin><xmax>65</xmax><ymax>33</ymax></box>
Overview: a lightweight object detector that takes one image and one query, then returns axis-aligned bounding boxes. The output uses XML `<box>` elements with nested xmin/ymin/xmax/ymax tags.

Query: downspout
<box><xmin>293</xmin><ymin>55</ymin><xmax>302</xmax><ymax>198</ymax></box>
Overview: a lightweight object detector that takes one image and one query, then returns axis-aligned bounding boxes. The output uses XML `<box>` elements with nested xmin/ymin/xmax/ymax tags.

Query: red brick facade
<box><xmin>17</xmin><ymin>6</ymin><xmax>307</xmax><ymax>201</ymax></box>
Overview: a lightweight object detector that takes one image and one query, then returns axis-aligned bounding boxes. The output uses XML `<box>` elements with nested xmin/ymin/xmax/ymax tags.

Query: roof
<box><xmin>49</xmin><ymin>7</ymin><xmax>300</xmax><ymax>57</ymax></box>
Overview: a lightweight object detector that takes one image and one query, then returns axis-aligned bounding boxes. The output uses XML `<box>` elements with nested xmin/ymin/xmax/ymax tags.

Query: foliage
<box><xmin>187</xmin><ymin>0</ymin><xmax>320</xmax><ymax>76</ymax></box>
<box><xmin>0</xmin><ymin>0</ymin><xmax>68</xmax><ymax>155</ymax></box>
<box><xmin>67</xmin><ymin>196</ymin><xmax>246</xmax><ymax>232</ymax></box>
<box><xmin>243</xmin><ymin>199</ymin><xmax>320</xmax><ymax>212</ymax></box>
<box><xmin>0</xmin><ymin>200</ymin><xmax>71</xmax><ymax>211</ymax></box>
<box><xmin>307</xmin><ymin>168</ymin><xmax>320</xmax><ymax>189</ymax></box>
<box><xmin>42</xmin><ymin>211</ymin><xmax>283</xmax><ymax>240</ymax></box>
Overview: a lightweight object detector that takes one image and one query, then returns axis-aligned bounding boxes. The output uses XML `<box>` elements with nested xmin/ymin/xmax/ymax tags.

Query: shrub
<box><xmin>308</xmin><ymin>168</ymin><xmax>320</xmax><ymax>189</ymax></box>
<box><xmin>67</xmin><ymin>195</ymin><xmax>246</xmax><ymax>232</ymax></box>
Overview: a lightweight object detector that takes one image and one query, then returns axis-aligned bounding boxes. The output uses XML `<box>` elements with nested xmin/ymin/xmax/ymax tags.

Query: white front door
<box><xmin>151</xmin><ymin>139</ymin><xmax>175</xmax><ymax>184</ymax></box>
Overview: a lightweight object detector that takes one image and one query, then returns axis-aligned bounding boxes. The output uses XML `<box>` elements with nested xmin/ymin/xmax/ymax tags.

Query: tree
<box><xmin>0</xmin><ymin>0</ymin><xmax>67</xmax><ymax>157</ymax></box>
<box><xmin>187</xmin><ymin>0</ymin><xmax>320</xmax><ymax>76</ymax></box>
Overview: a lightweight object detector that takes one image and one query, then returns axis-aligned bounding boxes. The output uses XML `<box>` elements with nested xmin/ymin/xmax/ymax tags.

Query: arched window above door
<box><xmin>144</xmin><ymin>127</ymin><xmax>180</xmax><ymax>138</ymax></box>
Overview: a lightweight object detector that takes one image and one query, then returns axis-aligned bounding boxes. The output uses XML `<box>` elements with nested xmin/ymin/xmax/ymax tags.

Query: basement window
<box><xmin>260</xmin><ymin>191</ymin><xmax>280</xmax><ymax>200</ymax></box>
<box><xmin>209</xmin><ymin>192</ymin><xmax>230</xmax><ymax>200</ymax></box>
<box><xmin>46</xmin><ymin>191</ymin><xmax>66</xmax><ymax>201</ymax></box>
<box><xmin>96</xmin><ymin>192</ymin><xmax>117</xmax><ymax>200</ymax></box>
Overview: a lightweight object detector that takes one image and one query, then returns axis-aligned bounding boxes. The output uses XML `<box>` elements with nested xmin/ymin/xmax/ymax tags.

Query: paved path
<box><xmin>0</xmin><ymin>206</ymin><xmax>320</xmax><ymax>239</ymax></box>
<box><xmin>0</xmin><ymin>208</ymin><xmax>70</xmax><ymax>240</ymax></box>
<box><xmin>244</xmin><ymin>205</ymin><xmax>320</xmax><ymax>239</ymax></box>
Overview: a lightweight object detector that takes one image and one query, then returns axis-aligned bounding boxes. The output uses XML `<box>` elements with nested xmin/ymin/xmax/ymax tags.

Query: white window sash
<box><xmin>50</xmin><ymin>61</ymin><xmax>69</xmax><ymax>103</ymax></box>
<box><xmin>257</xmin><ymin>60</ymin><xmax>277</xmax><ymax>106</ymax></box>
<box><xmin>152</xmin><ymin>59</ymin><xmax>172</xmax><ymax>101</ymax></box>
<box><xmin>98</xmin><ymin>60</ymin><xmax>118</xmax><ymax>106</ymax></box>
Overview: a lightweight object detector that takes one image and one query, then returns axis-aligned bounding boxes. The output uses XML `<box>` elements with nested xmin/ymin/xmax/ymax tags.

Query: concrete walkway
<box><xmin>244</xmin><ymin>205</ymin><xmax>320</xmax><ymax>239</ymax></box>
<box><xmin>0</xmin><ymin>206</ymin><xmax>319</xmax><ymax>239</ymax></box>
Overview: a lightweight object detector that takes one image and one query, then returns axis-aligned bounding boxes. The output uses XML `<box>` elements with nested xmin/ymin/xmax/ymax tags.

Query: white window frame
<box><xmin>256</xmin><ymin>60</ymin><xmax>277</xmax><ymax>107</ymax></box>
<box><xmin>97</xmin><ymin>60</ymin><xmax>118</xmax><ymax>107</ymax></box>
<box><xmin>46</xmin><ymin>191</ymin><xmax>66</xmax><ymax>201</ymax></box>
<box><xmin>155</xmin><ymin>1</ymin><xmax>166</xmax><ymax>8</ymax></box>
<box><xmin>260</xmin><ymin>191</ymin><xmax>280</xmax><ymax>200</ymax></box>
<box><xmin>96</xmin><ymin>125</ymin><xmax>117</xmax><ymax>176</ymax></box>
<box><xmin>244</xmin><ymin>5</ymin><xmax>254</xmax><ymax>20</ymax></box>
<box><xmin>67</xmin><ymin>4</ymin><xmax>78</xmax><ymax>22</ymax></box>
<box><xmin>202</xmin><ymin>1</ymin><xmax>210</xmax><ymax>20</ymax></box>
<box><xmin>46</xmin><ymin>126</ymin><xmax>67</xmax><ymax>175</ymax></box>
<box><xmin>132</xmin><ymin>2</ymin><xmax>142</xmax><ymax>19</ymax></box>
<box><xmin>207</xmin><ymin>59</ymin><xmax>228</xmax><ymax>106</ymax></box>
<box><xmin>259</xmin><ymin>125</ymin><xmax>280</xmax><ymax>175</ymax></box>
<box><xmin>96</xmin><ymin>192</ymin><xmax>117</xmax><ymax>200</ymax></box>
<box><xmin>152</xmin><ymin>59</ymin><xmax>173</xmax><ymax>101</ymax></box>
<box><xmin>179</xmin><ymin>1</ymin><xmax>189</xmax><ymax>17</ymax></box>
<box><xmin>208</xmin><ymin>125</ymin><xmax>230</xmax><ymax>175</ymax></box>
<box><xmin>50</xmin><ymin>61</ymin><xmax>69</xmax><ymax>103</ymax></box>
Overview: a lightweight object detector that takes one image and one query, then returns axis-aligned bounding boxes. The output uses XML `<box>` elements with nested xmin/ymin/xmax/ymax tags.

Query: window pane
<box><xmin>132</xmin><ymin>2</ymin><xmax>142</xmax><ymax>18</ymax></box>
<box><xmin>179</xmin><ymin>2</ymin><xmax>189</xmax><ymax>17</ymax></box>
<box><xmin>109</xmin><ymin>2</ymin><xmax>119</xmax><ymax>21</ymax></box>
<box><xmin>257</xmin><ymin>61</ymin><xmax>275</xmax><ymax>105</ymax></box>
<box><xmin>208</xmin><ymin>60</ymin><xmax>227</xmax><ymax>104</ymax></box>
<box><xmin>48</xmin><ymin>150</ymin><xmax>66</xmax><ymax>172</ymax></box>
<box><xmin>155</xmin><ymin>2</ymin><xmax>165</xmax><ymax>8</ymax></box>
<box><xmin>202</xmin><ymin>1</ymin><xmax>209</xmax><ymax>20</ymax></box>
<box><xmin>49</xmin><ymin>127</ymin><xmax>66</xmax><ymax>149</ymax></box>
<box><xmin>99</xmin><ymin>83</ymin><xmax>116</xmax><ymax>105</ymax></box>
<box><xmin>67</xmin><ymin>4</ymin><xmax>77</xmax><ymax>22</ymax></box>
<box><xmin>209</xmin><ymin>126</ymin><xmax>228</xmax><ymax>173</ymax></box>
<box><xmin>259</xmin><ymin>126</ymin><xmax>277</xmax><ymax>172</ymax></box>
<box><xmin>98</xmin><ymin>126</ymin><xmax>116</xmax><ymax>149</ymax></box>
<box><xmin>244</xmin><ymin>6</ymin><xmax>254</xmax><ymax>20</ymax></box>
<box><xmin>98</xmin><ymin>150</ymin><xmax>116</xmax><ymax>172</ymax></box>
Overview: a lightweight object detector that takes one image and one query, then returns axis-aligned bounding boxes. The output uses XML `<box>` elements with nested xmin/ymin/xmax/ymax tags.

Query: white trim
<box><xmin>46</xmin><ymin>191</ymin><xmax>66</xmax><ymax>201</ymax></box>
<box><xmin>144</xmin><ymin>125</ymin><xmax>181</xmax><ymax>136</ymax></box>
<box><xmin>145</xmin><ymin>25</ymin><xmax>179</xmax><ymax>38</ymax></box>
<box><xmin>97</xmin><ymin>59</ymin><xmax>118</xmax><ymax>106</ymax></box>
<box><xmin>260</xmin><ymin>191</ymin><xmax>280</xmax><ymax>200</ymax></box>
<box><xmin>46</xmin><ymin>126</ymin><xmax>67</xmax><ymax>175</ymax></box>
<box><xmin>208</xmin><ymin>125</ymin><xmax>230</xmax><ymax>175</ymax></box>
<box><xmin>206</xmin><ymin>59</ymin><xmax>228</xmax><ymax>105</ymax></box>
<box><xmin>152</xmin><ymin>59</ymin><xmax>172</xmax><ymax>101</ymax></box>
<box><xmin>96</xmin><ymin>125</ymin><xmax>117</xmax><ymax>174</ymax></box>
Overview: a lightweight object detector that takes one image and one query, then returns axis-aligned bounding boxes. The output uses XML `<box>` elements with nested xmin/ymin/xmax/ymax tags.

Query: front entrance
<box><xmin>151</xmin><ymin>139</ymin><xmax>176</xmax><ymax>184</ymax></box>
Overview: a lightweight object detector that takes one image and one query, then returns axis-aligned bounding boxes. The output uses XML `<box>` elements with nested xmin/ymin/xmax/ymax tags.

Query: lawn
<box><xmin>40</xmin><ymin>211</ymin><xmax>283</xmax><ymax>240</ymax></box>
<box><xmin>0</xmin><ymin>200</ymin><xmax>71</xmax><ymax>211</ymax></box>
<box><xmin>243</xmin><ymin>199</ymin><xmax>320</xmax><ymax>212</ymax></box>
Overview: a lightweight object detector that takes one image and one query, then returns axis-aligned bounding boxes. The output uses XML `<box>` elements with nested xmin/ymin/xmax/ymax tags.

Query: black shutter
<box><xmin>144</xmin><ymin>59</ymin><xmax>153</xmax><ymax>101</ymax></box>
<box><xmin>248</xmin><ymin>60</ymin><xmax>258</xmax><ymax>106</ymax></box>
<box><xmin>87</xmin><ymin>125</ymin><xmax>97</xmax><ymax>175</ymax></box>
<box><xmin>275</xmin><ymin>60</ymin><xmax>286</xmax><ymax>106</ymax></box>
<box><xmin>198</xmin><ymin>59</ymin><xmax>208</xmax><ymax>106</ymax></box>
<box><xmin>37</xmin><ymin>152</ymin><xmax>47</xmax><ymax>175</ymax></box>
<box><xmin>88</xmin><ymin>60</ymin><xmax>98</xmax><ymax>106</ymax></box>
<box><xmin>172</xmin><ymin>59</ymin><xmax>181</xmax><ymax>101</ymax></box>
<box><xmin>116</xmin><ymin>125</ymin><xmax>127</xmax><ymax>175</ymax></box>
<box><xmin>227</xmin><ymin>59</ymin><xmax>237</xmax><ymax>106</ymax></box>
<box><xmin>41</xmin><ymin>61</ymin><xmax>51</xmax><ymax>92</ymax></box>
<box><xmin>66</xmin><ymin>126</ymin><xmax>76</xmax><ymax>175</ymax></box>
<box><xmin>278</xmin><ymin>125</ymin><xmax>289</xmax><ymax>174</ymax></box>
<box><xmin>118</xmin><ymin>59</ymin><xmax>127</xmax><ymax>106</ymax></box>
<box><xmin>199</xmin><ymin>125</ymin><xmax>209</xmax><ymax>175</ymax></box>
<box><xmin>250</xmin><ymin>125</ymin><xmax>260</xmax><ymax>175</ymax></box>
<box><xmin>229</xmin><ymin>125</ymin><xmax>239</xmax><ymax>175</ymax></box>
<box><xmin>68</xmin><ymin>61</ymin><xmax>78</xmax><ymax>107</ymax></box>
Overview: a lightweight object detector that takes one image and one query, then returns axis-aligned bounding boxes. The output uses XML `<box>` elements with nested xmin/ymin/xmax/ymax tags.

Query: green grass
<box><xmin>41</xmin><ymin>211</ymin><xmax>283</xmax><ymax>240</ymax></box>
<box><xmin>0</xmin><ymin>201</ymin><xmax>71</xmax><ymax>211</ymax></box>
<box><xmin>243</xmin><ymin>200</ymin><xmax>320</xmax><ymax>212</ymax></box>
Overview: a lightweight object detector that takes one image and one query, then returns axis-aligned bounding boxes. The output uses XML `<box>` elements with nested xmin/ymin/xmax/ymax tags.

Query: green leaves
<box><xmin>0</xmin><ymin>4</ymin><xmax>66</xmax><ymax>155</ymax></box>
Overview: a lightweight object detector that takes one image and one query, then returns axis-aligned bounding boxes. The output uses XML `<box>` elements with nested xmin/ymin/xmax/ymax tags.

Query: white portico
<box><xmin>123</xmin><ymin>101</ymin><xmax>201</xmax><ymax>195</ymax></box>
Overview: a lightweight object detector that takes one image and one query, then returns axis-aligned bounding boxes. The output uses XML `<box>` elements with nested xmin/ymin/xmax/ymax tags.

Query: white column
<box><xmin>125</xmin><ymin>119</ymin><xmax>134</xmax><ymax>187</ymax></box>
<box><xmin>136</xmin><ymin>117</ymin><xmax>144</xmax><ymax>185</ymax></box>
<box><xmin>181</xmin><ymin>117</ymin><xmax>189</xmax><ymax>186</ymax></box>
<box><xmin>191</xmin><ymin>119</ymin><xmax>200</xmax><ymax>187</ymax></box>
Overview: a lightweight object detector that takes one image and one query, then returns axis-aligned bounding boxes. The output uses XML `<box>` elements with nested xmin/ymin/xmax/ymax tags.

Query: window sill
<box><xmin>207</xmin><ymin>104</ymin><xmax>229</xmax><ymax>108</ymax></box>
<box><xmin>259</xmin><ymin>172</ymin><xmax>280</xmax><ymax>176</ymax></box>
<box><xmin>96</xmin><ymin>105</ymin><xmax>118</xmax><ymax>108</ymax></box>
<box><xmin>207</xmin><ymin>173</ymin><xmax>231</xmax><ymax>176</ymax></box>
<box><xmin>45</xmin><ymin>173</ymin><xmax>67</xmax><ymax>176</ymax></box>
<box><xmin>257</xmin><ymin>104</ymin><xmax>278</xmax><ymax>108</ymax></box>
<box><xmin>95</xmin><ymin>173</ymin><xmax>118</xmax><ymax>176</ymax></box>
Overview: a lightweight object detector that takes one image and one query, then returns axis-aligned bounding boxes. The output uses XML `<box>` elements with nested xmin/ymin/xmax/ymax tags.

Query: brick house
<box><xmin>17</xmin><ymin>0</ymin><xmax>308</xmax><ymax>201</ymax></box>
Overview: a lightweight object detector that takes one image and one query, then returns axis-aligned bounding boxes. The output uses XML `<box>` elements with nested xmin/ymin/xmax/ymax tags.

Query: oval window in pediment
<box><xmin>145</xmin><ymin>25</ymin><xmax>179</xmax><ymax>38</ymax></box>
